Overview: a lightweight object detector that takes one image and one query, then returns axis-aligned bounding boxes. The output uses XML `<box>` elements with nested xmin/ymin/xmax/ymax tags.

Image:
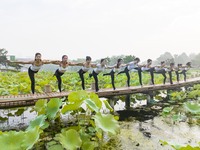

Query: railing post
<box><xmin>125</xmin><ymin>94</ymin><xmax>130</xmax><ymax>109</ymax></box>
<box><xmin>44</xmin><ymin>84</ymin><xmax>51</xmax><ymax>93</ymax></box>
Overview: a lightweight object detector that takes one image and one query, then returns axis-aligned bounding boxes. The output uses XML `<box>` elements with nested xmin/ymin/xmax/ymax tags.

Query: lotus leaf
<box><xmin>35</xmin><ymin>99</ymin><xmax>47</xmax><ymax>115</ymax></box>
<box><xmin>46</xmin><ymin>98</ymin><xmax>62</xmax><ymax>120</ymax></box>
<box><xmin>55</xmin><ymin>129</ymin><xmax>82</xmax><ymax>150</ymax></box>
<box><xmin>93</xmin><ymin>113</ymin><xmax>120</xmax><ymax>135</ymax></box>
<box><xmin>184</xmin><ymin>102</ymin><xmax>200</xmax><ymax>114</ymax></box>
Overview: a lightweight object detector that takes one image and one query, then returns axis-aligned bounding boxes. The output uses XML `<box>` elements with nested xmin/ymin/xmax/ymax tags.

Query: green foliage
<box><xmin>187</xmin><ymin>90</ymin><xmax>200</xmax><ymax>99</ymax></box>
<box><xmin>160</xmin><ymin>140</ymin><xmax>200</xmax><ymax>150</ymax></box>
<box><xmin>170</xmin><ymin>91</ymin><xmax>186</xmax><ymax>101</ymax></box>
<box><xmin>0</xmin><ymin>91</ymin><xmax>117</xmax><ymax>149</ymax></box>
<box><xmin>184</xmin><ymin>102</ymin><xmax>200</xmax><ymax>114</ymax></box>
<box><xmin>34</xmin><ymin>98</ymin><xmax>62</xmax><ymax>120</ymax></box>
<box><xmin>46</xmin><ymin>98</ymin><xmax>62</xmax><ymax>120</ymax></box>
<box><xmin>162</xmin><ymin>107</ymin><xmax>173</xmax><ymax>116</ymax></box>
<box><xmin>27</xmin><ymin>115</ymin><xmax>48</xmax><ymax>130</ymax></box>
<box><xmin>0</xmin><ymin>126</ymin><xmax>41</xmax><ymax>150</ymax></box>
<box><xmin>35</xmin><ymin>99</ymin><xmax>48</xmax><ymax>115</ymax></box>
<box><xmin>55</xmin><ymin>129</ymin><xmax>82</xmax><ymax>150</ymax></box>
<box><xmin>93</xmin><ymin>113</ymin><xmax>120</xmax><ymax>135</ymax></box>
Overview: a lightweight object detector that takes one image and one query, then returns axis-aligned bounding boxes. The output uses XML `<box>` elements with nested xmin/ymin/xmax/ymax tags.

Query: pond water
<box><xmin>0</xmin><ymin>99</ymin><xmax>199</xmax><ymax>150</ymax></box>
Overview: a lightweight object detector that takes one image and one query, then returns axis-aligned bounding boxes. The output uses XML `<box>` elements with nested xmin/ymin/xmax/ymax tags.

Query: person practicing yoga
<box><xmin>11</xmin><ymin>53</ymin><xmax>53</xmax><ymax>94</ymax></box>
<box><xmin>175</xmin><ymin>62</ymin><xmax>191</xmax><ymax>82</ymax></box>
<box><xmin>77</xmin><ymin>56</ymin><xmax>96</xmax><ymax>90</ymax></box>
<box><xmin>166</xmin><ymin>62</ymin><xmax>175</xmax><ymax>84</ymax></box>
<box><xmin>52</xmin><ymin>55</ymin><xmax>81</xmax><ymax>92</ymax></box>
<box><xmin>89</xmin><ymin>58</ymin><xmax>108</xmax><ymax>92</ymax></box>
<box><xmin>154</xmin><ymin>61</ymin><xmax>167</xmax><ymax>84</ymax></box>
<box><xmin>103</xmin><ymin>58</ymin><xmax>124</xmax><ymax>90</ymax></box>
<box><xmin>141</xmin><ymin>59</ymin><xmax>155</xmax><ymax>85</ymax></box>
<box><xmin>117</xmin><ymin>57</ymin><xmax>142</xmax><ymax>87</ymax></box>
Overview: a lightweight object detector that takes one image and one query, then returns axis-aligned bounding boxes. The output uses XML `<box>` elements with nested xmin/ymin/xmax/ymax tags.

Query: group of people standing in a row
<box><xmin>10</xmin><ymin>53</ymin><xmax>191</xmax><ymax>94</ymax></box>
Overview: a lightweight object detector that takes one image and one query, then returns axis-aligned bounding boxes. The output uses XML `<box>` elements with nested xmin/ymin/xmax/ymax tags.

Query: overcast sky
<box><xmin>1</xmin><ymin>0</ymin><xmax>200</xmax><ymax>61</ymax></box>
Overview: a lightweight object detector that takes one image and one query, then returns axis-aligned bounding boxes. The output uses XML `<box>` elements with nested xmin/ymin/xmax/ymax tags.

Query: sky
<box><xmin>1</xmin><ymin>0</ymin><xmax>200</xmax><ymax>61</ymax></box>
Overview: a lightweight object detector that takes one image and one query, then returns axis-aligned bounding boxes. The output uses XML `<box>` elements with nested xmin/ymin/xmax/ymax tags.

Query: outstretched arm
<box><xmin>68</xmin><ymin>62</ymin><xmax>84</xmax><ymax>66</ymax></box>
<box><xmin>43</xmin><ymin>60</ymin><xmax>61</xmax><ymax>65</ymax></box>
<box><xmin>8</xmin><ymin>60</ymin><xmax>34</xmax><ymax>64</ymax></box>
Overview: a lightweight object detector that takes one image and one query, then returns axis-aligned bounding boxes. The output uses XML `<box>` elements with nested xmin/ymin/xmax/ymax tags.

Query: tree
<box><xmin>174</xmin><ymin>52</ymin><xmax>190</xmax><ymax>64</ymax></box>
<box><xmin>0</xmin><ymin>48</ymin><xmax>8</xmax><ymax>65</ymax></box>
<box><xmin>156</xmin><ymin>52</ymin><xmax>174</xmax><ymax>65</ymax></box>
<box><xmin>123</xmin><ymin>55</ymin><xmax>135</xmax><ymax>64</ymax></box>
<box><xmin>191</xmin><ymin>53</ymin><xmax>200</xmax><ymax>68</ymax></box>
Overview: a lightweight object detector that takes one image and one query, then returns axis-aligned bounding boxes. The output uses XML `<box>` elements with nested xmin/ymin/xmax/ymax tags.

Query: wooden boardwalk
<box><xmin>0</xmin><ymin>77</ymin><xmax>200</xmax><ymax>108</ymax></box>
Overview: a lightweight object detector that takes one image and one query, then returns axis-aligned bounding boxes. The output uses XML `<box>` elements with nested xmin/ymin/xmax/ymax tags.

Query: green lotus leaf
<box><xmin>89</xmin><ymin>92</ymin><xmax>102</xmax><ymax>109</ymax></box>
<box><xmin>184</xmin><ymin>102</ymin><xmax>200</xmax><ymax>114</ymax></box>
<box><xmin>61</xmin><ymin>101</ymin><xmax>83</xmax><ymax>114</ymax></box>
<box><xmin>35</xmin><ymin>99</ymin><xmax>47</xmax><ymax>115</ymax></box>
<box><xmin>79</xmin><ymin>129</ymin><xmax>91</xmax><ymax>143</ymax></box>
<box><xmin>46</xmin><ymin>98</ymin><xmax>62</xmax><ymax>120</ymax></box>
<box><xmin>27</xmin><ymin>115</ymin><xmax>47</xmax><ymax>130</ymax></box>
<box><xmin>82</xmin><ymin>141</ymin><xmax>99</xmax><ymax>150</ymax></box>
<box><xmin>68</xmin><ymin>91</ymin><xmax>89</xmax><ymax>103</ymax></box>
<box><xmin>55</xmin><ymin>129</ymin><xmax>82</xmax><ymax>150</ymax></box>
<box><xmin>47</xmin><ymin>144</ymin><xmax>64</xmax><ymax>150</ymax></box>
<box><xmin>84</xmin><ymin>99</ymin><xmax>99</xmax><ymax>112</ymax></box>
<box><xmin>22</xmin><ymin>126</ymin><xmax>42</xmax><ymax>150</ymax></box>
<box><xmin>187</xmin><ymin>90</ymin><xmax>200</xmax><ymax>99</ymax></box>
<box><xmin>93</xmin><ymin>113</ymin><xmax>120</xmax><ymax>135</ymax></box>
<box><xmin>0</xmin><ymin>116</ymin><xmax>8</xmax><ymax>121</ymax></box>
<box><xmin>0</xmin><ymin>130</ymin><xmax>24</xmax><ymax>150</ymax></box>
<box><xmin>103</xmin><ymin>100</ymin><xmax>113</xmax><ymax>112</ymax></box>
<box><xmin>162</xmin><ymin>107</ymin><xmax>173</xmax><ymax>113</ymax></box>
<box><xmin>15</xmin><ymin>108</ymin><xmax>25</xmax><ymax>116</ymax></box>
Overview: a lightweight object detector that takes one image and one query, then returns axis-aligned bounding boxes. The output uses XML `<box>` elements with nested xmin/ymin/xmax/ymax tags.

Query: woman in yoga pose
<box><xmin>52</xmin><ymin>55</ymin><xmax>81</xmax><ymax>92</ymax></box>
<box><xmin>117</xmin><ymin>57</ymin><xmax>142</xmax><ymax>87</ymax></box>
<box><xmin>154</xmin><ymin>61</ymin><xmax>167</xmax><ymax>84</ymax></box>
<box><xmin>175</xmin><ymin>62</ymin><xmax>191</xmax><ymax>82</ymax></box>
<box><xmin>89</xmin><ymin>58</ymin><xmax>108</xmax><ymax>92</ymax></box>
<box><xmin>141</xmin><ymin>59</ymin><xmax>155</xmax><ymax>85</ymax></box>
<box><xmin>103</xmin><ymin>58</ymin><xmax>124</xmax><ymax>90</ymax></box>
<box><xmin>167</xmin><ymin>62</ymin><xmax>175</xmax><ymax>84</ymax></box>
<box><xmin>77</xmin><ymin>56</ymin><xmax>96</xmax><ymax>90</ymax></box>
<box><xmin>11</xmin><ymin>53</ymin><xmax>53</xmax><ymax>94</ymax></box>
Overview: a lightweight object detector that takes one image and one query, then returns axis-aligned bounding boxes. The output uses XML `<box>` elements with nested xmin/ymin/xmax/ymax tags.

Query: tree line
<box><xmin>1</xmin><ymin>48</ymin><xmax>200</xmax><ymax>71</ymax></box>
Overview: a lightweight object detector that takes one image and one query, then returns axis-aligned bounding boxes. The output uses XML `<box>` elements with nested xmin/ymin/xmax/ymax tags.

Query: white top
<box><xmin>141</xmin><ymin>67</ymin><xmax>150</xmax><ymax>71</ymax></box>
<box><xmin>94</xmin><ymin>64</ymin><xmax>106</xmax><ymax>74</ymax></box>
<box><xmin>30</xmin><ymin>64</ymin><xmax>42</xmax><ymax>72</ymax></box>
<box><xmin>179</xmin><ymin>67</ymin><xmax>189</xmax><ymax>71</ymax></box>
<box><xmin>58</xmin><ymin>66</ymin><xmax>68</xmax><ymax>73</ymax></box>
<box><xmin>155</xmin><ymin>66</ymin><xmax>165</xmax><ymax>71</ymax></box>
<box><xmin>127</xmin><ymin>62</ymin><xmax>138</xmax><ymax>70</ymax></box>
<box><xmin>82</xmin><ymin>66</ymin><xmax>90</xmax><ymax>72</ymax></box>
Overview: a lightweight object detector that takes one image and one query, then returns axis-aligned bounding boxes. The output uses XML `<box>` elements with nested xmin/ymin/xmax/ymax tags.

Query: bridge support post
<box><xmin>109</xmin><ymin>97</ymin><xmax>115</xmax><ymax>109</ymax></box>
<box><xmin>125</xmin><ymin>94</ymin><xmax>130</xmax><ymax>109</ymax></box>
<box><xmin>147</xmin><ymin>92</ymin><xmax>154</xmax><ymax>105</ymax></box>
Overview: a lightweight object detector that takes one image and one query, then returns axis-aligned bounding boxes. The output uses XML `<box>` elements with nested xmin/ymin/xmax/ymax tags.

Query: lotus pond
<box><xmin>0</xmin><ymin>71</ymin><xmax>200</xmax><ymax>150</ymax></box>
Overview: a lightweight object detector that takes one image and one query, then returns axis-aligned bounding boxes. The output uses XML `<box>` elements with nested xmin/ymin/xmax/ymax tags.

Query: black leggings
<box><xmin>91</xmin><ymin>71</ymin><xmax>99</xmax><ymax>92</ymax></box>
<box><xmin>145</xmin><ymin>68</ymin><xmax>155</xmax><ymax>85</ymax></box>
<box><xmin>168</xmin><ymin>71</ymin><xmax>173</xmax><ymax>84</ymax></box>
<box><xmin>103</xmin><ymin>70</ymin><xmax>115</xmax><ymax>90</ymax></box>
<box><xmin>175</xmin><ymin>70</ymin><xmax>187</xmax><ymax>82</ymax></box>
<box><xmin>154</xmin><ymin>69</ymin><xmax>166</xmax><ymax>84</ymax></box>
<box><xmin>54</xmin><ymin>69</ymin><xmax>64</xmax><ymax>92</ymax></box>
<box><xmin>117</xmin><ymin>67</ymin><xmax>142</xmax><ymax>87</ymax></box>
<box><xmin>78</xmin><ymin>69</ymin><xmax>87</xmax><ymax>90</ymax></box>
<box><xmin>28</xmin><ymin>67</ymin><xmax>38</xmax><ymax>94</ymax></box>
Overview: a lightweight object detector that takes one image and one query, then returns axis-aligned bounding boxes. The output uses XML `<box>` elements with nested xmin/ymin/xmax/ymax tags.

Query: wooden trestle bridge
<box><xmin>0</xmin><ymin>77</ymin><xmax>200</xmax><ymax>109</ymax></box>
